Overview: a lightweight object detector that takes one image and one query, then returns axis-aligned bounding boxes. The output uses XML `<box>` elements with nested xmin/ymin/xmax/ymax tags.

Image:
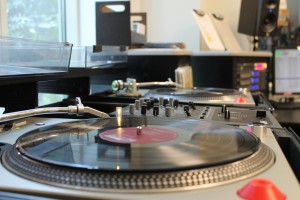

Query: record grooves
<box><xmin>13</xmin><ymin>117</ymin><xmax>261</xmax><ymax>171</ymax></box>
<box><xmin>2</xmin><ymin>144</ymin><xmax>274</xmax><ymax>191</ymax></box>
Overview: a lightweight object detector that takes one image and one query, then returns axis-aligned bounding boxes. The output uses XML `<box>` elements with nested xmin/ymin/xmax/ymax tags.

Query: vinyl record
<box><xmin>147</xmin><ymin>87</ymin><xmax>240</xmax><ymax>97</ymax></box>
<box><xmin>15</xmin><ymin>117</ymin><xmax>260</xmax><ymax>172</ymax></box>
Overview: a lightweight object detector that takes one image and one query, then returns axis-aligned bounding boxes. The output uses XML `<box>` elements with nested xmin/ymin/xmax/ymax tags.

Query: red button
<box><xmin>235</xmin><ymin>96</ymin><xmax>247</xmax><ymax>103</ymax></box>
<box><xmin>237</xmin><ymin>179</ymin><xmax>286</xmax><ymax>200</ymax></box>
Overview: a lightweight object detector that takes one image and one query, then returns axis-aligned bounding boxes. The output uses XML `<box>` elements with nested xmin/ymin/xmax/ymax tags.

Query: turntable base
<box><xmin>0</xmin><ymin>117</ymin><xmax>299</xmax><ymax>199</ymax></box>
<box><xmin>2</xmin><ymin>144</ymin><xmax>274</xmax><ymax>191</ymax></box>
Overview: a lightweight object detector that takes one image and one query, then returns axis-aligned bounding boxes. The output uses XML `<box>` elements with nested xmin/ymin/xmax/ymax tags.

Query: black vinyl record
<box><xmin>15</xmin><ymin>117</ymin><xmax>260</xmax><ymax>172</ymax></box>
<box><xmin>147</xmin><ymin>87</ymin><xmax>240</xmax><ymax>97</ymax></box>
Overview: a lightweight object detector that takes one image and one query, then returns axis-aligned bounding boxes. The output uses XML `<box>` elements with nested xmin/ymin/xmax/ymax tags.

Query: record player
<box><xmin>111</xmin><ymin>78</ymin><xmax>256</xmax><ymax>107</ymax></box>
<box><xmin>0</xmin><ymin>98</ymin><xmax>299</xmax><ymax>199</ymax></box>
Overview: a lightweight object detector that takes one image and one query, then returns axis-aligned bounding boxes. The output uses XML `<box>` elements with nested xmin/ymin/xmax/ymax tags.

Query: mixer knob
<box><xmin>153</xmin><ymin>98</ymin><xmax>159</xmax><ymax>103</ymax></box>
<box><xmin>165</xmin><ymin>106</ymin><xmax>172</xmax><ymax>117</ymax></box>
<box><xmin>150</xmin><ymin>99</ymin><xmax>155</xmax><ymax>108</ymax></box>
<box><xmin>146</xmin><ymin>101</ymin><xmax>152</xmax><ymax>110</ymax></box>
<box><xmin>224</xmin><ymin>109</ymin><xmax>230</xmax><ymax>119</ymax></box>
<box><xmin>173</xmin><ymin>99</ymin><xmax>179</xmax><ymax>108</ymax></box>
<box><xmin>163</xmin><ymin>99</ymin><xmax>169</xmax><ymax>107</ymax></box>
<box><xmin>129</xmin><ymin>104</ymin><xmax>135</xmax><ymax>115</ymax></box>
<box><xmin>135</xmin><ymin>100</ymin><xmax>141</xmax><ymax>110</ymax></box>
<box><xmin>169</xmin><ymin>98</ymin><xmax>174</xmax><ymax>107</ymax></box>
<box><xmin>116</xmin><ymin>107</ymin><xmax>123</xmax><ymax>118</ymax></box>
<box><xmin>141</xmin><ymin>103</ymin><xmax>147</xmax><ymax>115</ymax></box>
<box><xmin>159</xmin><ymin>97</ymin><xmax>164</xmax><ymax>106</ymax></box>
<box><xmin>153</xmin><ymin>105</ymin><xmax>159</xmax><ymax>116</ymax></box>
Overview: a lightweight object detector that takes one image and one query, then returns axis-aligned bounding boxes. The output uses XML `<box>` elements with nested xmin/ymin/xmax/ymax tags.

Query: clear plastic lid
<box><xmin>70</xmin><ymin>46</ymin><xmax>128</xmax><ymax>68</ymax></box>
<box><xmin>0</xmin><ymin>36</ymin><xmax>72</xmax><ymax>76</ymax></box>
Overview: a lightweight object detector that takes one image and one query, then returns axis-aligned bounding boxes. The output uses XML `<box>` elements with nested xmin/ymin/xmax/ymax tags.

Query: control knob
<box><xmin>141</xmin><ymin>103</ymin><xmax>147</xmax><ymax>115</ymax></box>
<box><xmin>165</xmin><ymin>106</ymin><xmax>172</xmax><ymax>117</ymax></box>
<box><xmin>129</xmin><ymin>104</ymin><xmax>135</xmax><ymax>115</ymax></box>
<box><xmin>173</xmin><ymin>99</ymin><xmax>179</xmax><ymax>108</ymax></box>
<box><xmin>153</xmin><ymin>104</ymin><xmax>159</xmax><ymax>116</ymax></box>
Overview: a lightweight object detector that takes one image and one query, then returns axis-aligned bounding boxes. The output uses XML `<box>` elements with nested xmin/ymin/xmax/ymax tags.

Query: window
<box><xmin>0</xmin><ymin>0</ymin><xmax>67</xmax><ymax>106</ymax></box>
<box><xmin>1</xmin><ymin>0</ymin><xmax>66</xmax><ymax>42</ymax></box>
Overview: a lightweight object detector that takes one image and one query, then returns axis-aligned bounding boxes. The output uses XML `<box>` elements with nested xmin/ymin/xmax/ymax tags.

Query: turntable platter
<box><xmin>14</xmin><ymin>117</ymin><xmax>258</xmax><ymax>171</ymax></box>
<box><xmin>150</xmin><ymin>87</ymin><xmax>239</xmax><ymax>97</ymax></box>
<box><xmin>1</xmin><ymin>117</ymin><xmax>275</xmax><ymax>191</ymax></box>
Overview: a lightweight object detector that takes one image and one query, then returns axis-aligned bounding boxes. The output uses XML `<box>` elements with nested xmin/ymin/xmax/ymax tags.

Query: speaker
<box><xmin>238</xmin><ymin>0</ymin><xmax>280</xmax><ymax>36</ymax></box>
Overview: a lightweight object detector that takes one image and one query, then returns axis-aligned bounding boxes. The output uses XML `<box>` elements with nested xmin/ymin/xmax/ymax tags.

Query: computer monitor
<box><xmin>273</xmin><ymin>49</ymin><xmax>300</xmax><ymax>94</ymax></box>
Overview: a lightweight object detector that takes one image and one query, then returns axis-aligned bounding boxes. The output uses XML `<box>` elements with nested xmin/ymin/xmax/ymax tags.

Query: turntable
<box><xmin>144</xmin><ymin>87</ymin><xmax>255</xmax><ymax>106</ymax></box>
<box><xmin>0</xmin><ymin>109</ymin><xmax>299</xmax><ymax>199</ymax></box>
<box><xmin>111</xmin><ymin>78</ymin><xmax>256</xmax><ymax>107</ymax></box>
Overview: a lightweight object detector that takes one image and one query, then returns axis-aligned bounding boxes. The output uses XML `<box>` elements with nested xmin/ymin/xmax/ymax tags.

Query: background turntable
<box><xmin>111</xmin><ymin>78</ymin><xmax>256</xmax><ymax>107</ymax></box>
<box><xmin>144</xmin><ymin>87</ymin><xmax>256</xmax><ymax>107</ymax></box>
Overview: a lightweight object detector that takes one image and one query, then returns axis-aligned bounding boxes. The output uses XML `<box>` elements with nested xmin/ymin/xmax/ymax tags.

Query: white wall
<box><xmin>131</xmin><ymin>0</ymin><xmax>141</xmax><ymax>11</ymax></box>
<box><xmin>133</xmin><ymin>0</ymin><xmax>201</xmax><ymax>52</ymax></box>
<box><xmin>65</xmin><ymin>0</ymin><xmax>251</xmax><ymax>51</ymax></box>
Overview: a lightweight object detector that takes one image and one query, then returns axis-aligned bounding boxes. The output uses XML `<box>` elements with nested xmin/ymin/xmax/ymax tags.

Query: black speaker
<box><xmin>238</xmin><ymin>0</ymin><xmax>280</xmax><ymax>36</ymax></box>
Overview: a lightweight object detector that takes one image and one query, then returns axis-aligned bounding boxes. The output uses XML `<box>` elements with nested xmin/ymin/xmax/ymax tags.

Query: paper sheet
<box><xmin>211</xmin><ymin>14</ymin><xmax>242</xmax><ymax>52</ymax></box>
<box><xmin>192</xmin><ymin>10</ymin><xmax>225</xmax><ymax>51</ymax></box>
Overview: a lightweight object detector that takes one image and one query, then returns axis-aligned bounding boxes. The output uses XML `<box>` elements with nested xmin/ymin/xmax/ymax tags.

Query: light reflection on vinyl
<box><xmin>14</xmin><ymin>117</ymin><xmax>260</xmax><ymax>171</ymax></box>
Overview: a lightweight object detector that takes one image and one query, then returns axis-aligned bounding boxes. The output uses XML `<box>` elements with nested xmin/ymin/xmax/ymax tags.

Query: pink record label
<box><xmin>99</xmin><ymin>126</ymin><xmax>179</xmax><ymax>144</ymax></box>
